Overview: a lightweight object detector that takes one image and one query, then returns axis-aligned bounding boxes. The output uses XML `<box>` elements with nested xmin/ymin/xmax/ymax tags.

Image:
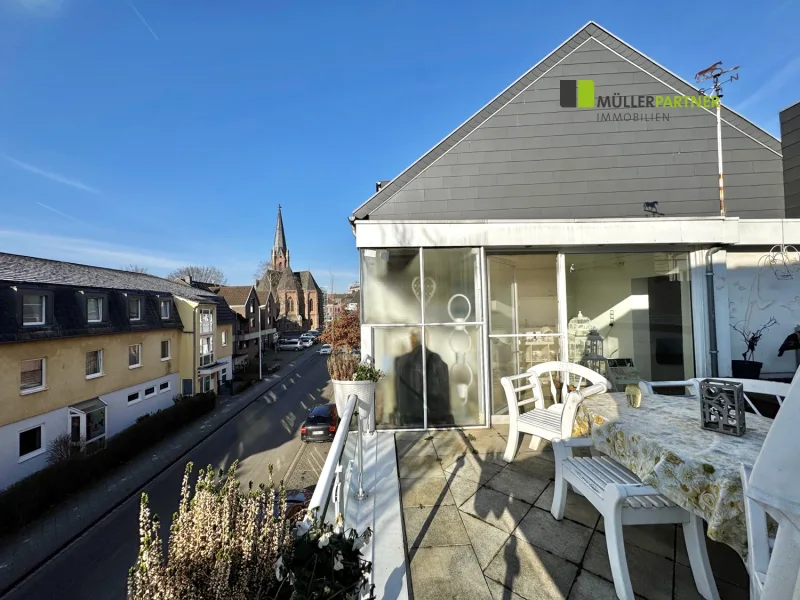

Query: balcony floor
<box><xmin>396</xmin><ymin>426</ymin><xmax>749</xmax><ymax>600</ymax></box>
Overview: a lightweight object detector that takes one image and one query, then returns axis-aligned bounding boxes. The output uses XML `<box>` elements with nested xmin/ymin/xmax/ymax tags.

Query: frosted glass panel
<box><xmin>425</xmin><ymin>326</ymin><xmax>483</xmax><ymax>427</ymax></box>
<box><xmin>362</xmin><ymin>249</ymin><xmax>421</xmax><ymax>324</ymax></box>
<box><xmin>422</xmin><ymin>248</ymin><xmax>481</xmax><ymax>325</ymax></box>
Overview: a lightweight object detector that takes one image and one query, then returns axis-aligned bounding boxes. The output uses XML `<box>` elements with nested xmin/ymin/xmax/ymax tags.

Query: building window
<box><xmin>159</xmin><ymin>381</ymin><xmax>170</xmax><ymax>392</ymax></box>
<box><xmin>144</xmin><ymin>386</ymin><xmax>157</xmax><ymax>399</ymax></box>
<box><xmin>200</xmin><ymin>335</ymin><xmax>214</xmax><ymax>366</ymax></box>
<box><xmin>199</xmin><ymin>309</ymin><xmax>213</xmax><ymax>334</ymax></box>
<box><xmin>128</xmin><ymin>391</ymin><xmax>141</xmax><ymax>404</ymax></box>
<box><xmin>250</xmin><ymin>301</ymin><xmax>254</xmax><ymax>314</ymax></box>
<box><xmin>160</xmin><ymin>300</ymin><xmax>170</xmax><ymax>319</ymax></box>
<box><xmin>287</xmin><ymin>297</ymin><xmax>294</xmax><ymax>312</ymax></box>
<box><xmin>222</xmin><ymin>331</ymin><xmax>228</xmax><ymax>346</ymax></box>
<box><xmin>129</xmin><ymin>297</ymin><xmax>142</xmax><ymax>321</ymax></box>
<box><xmin>86</xmin><ymin>350</ymin><xmax>103</xmax><ymax>378</ymax></box>
<box><xmin>129</xmin><ymin>344</ymin><xmax>142</xmax><ymax>368</ymax></box>
<box><xmin>20</xmin><ymin>358</ymin><xmax>45</xmax><ymax>394</ymax></box>
<box><xmin>201</xmin><ymin>375</ymin><xmax>211</xmax><ymax>393</ymax></box>
<box><xmin>308</xmin><ymin>299</ymin><xmax>313</xmax><ymax>314</ymax></box>
<box><xmin>22</xmin><ymin>294</ymin><xmax>46</xmax><ymax>326</ymax></box>
<box><xmin>250</xmin><ymin>318</ymin><xmax>255</xmax><ymax>328</ymax></box>
<box><xmin>221</xmin><ymin>368</ymin><xmax>227</xmax><ymax>383</ymax></box>
<box><xmin>86</xmin><ymin>408</ymin><xmax>106</xmax><ymax>443</ymax></box>
<box><xmin>161</xmin><ymin>340</ymin><xmax>171</xmax><ymax>360</ymax></box>
<box><xmin>182</xmin><ymin>379</ymin><xmax>193</xmax><ymax>396</ymax></box>
<box><xmin>18</xmin><ymin>425</ymin><xmax>43</xmax><ymax>461</ymax></box>
<box><xmin>87</xmin><ymin>297</ymin><xmax>103</xmax><ymax>323</ymax></box>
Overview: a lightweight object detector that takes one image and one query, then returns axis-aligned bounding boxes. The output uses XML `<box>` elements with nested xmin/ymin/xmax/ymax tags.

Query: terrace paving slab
<box><xmin>403</xmin><ymin>504</ymin><xmax>470</xmax><ymax>549</ymax></box>
<box><xmin>513</xmin><ymin>507</ymin><xmax>594</xmax><ymax>564</ymax></box>
<box><xmin>459</xmin><ymin>486</ymin><xmax>531</xmax><ymax>534</ymax></box>
<box><xmin>409</xmin><ymin>545</ymin><xmax>492</xmax><ymax>600</ymax></box>
<box><xmin>534</xmin><ymin>482</ymin><xmax>600</xmax><ymax>529</ymax></box>
<box><xmin>400</xmin><ymin>477</ymin><xmax>455</xmax><ymax>507</ymax></box>
<box><xmin>485</xmin><ymin>467</ymin><xmax>550</xmax><ymax>505</ymax></box>
<box><xmin>460</xmin><ymin>512</ymin><xmax>510</xmax><ymax>570</ymax></box>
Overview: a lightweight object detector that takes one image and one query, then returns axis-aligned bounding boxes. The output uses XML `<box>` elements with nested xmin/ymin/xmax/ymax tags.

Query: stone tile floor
<box><xmin>396</xmin><ymin>425</ymin><xmax>749</xmax><ymax>600</ymax></box>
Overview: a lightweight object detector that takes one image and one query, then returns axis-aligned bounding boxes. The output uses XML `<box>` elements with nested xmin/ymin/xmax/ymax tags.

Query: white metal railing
<box><xmin>306</xmin><ymin>394</ymin><xmax>370</xmax><ymax>531</ymax></box>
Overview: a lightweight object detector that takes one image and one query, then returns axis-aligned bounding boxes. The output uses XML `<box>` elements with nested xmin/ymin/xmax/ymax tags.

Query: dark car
<box><xmin>300</xmin><ymin>404</ymin><xmax>339</xmax><ymax>442</ymax></box>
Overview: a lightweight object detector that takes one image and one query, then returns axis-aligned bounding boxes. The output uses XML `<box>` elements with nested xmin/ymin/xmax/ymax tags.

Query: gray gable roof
<box><xmin>353</xmin><ymin>21</ymin><xmax>783</xmax><ymax>221</ymax></box>
<box><xmin>0</xmin><ymin>253</ymin><xmax>221</xmax><ymax>303</ymax></box>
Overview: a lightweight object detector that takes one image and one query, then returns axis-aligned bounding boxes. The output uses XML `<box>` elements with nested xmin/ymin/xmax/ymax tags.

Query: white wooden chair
<box><xmin>501</xmin><ymin>361</ymin><xmax>611</xmax><ymax>463</ymax></box>
<box><xmin>551</xmin><ymin>437</ymin><xmax>719</xmax><ymax>600</ymax></box>
<box><xmin>638</xmin><ymin>378</ymin><xmax>789</xmax><ymax>417</ymax></box>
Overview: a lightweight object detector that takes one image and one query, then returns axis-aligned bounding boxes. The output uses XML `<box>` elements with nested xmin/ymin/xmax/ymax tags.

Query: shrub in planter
<box><xmin>128</xmin><ymin>462</ymin><xmax>374</xmax><ymax>600</ymax></box>
<box><xmin>731</xmin><ymin>317</ymin><xmax>778</xmax><ymax>379</ymax></box>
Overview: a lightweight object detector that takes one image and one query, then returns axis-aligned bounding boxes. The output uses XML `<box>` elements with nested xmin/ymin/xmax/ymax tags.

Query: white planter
<box><xmin>331</xmin><ymin>379</ymin><xmax>375</xmax><ymax>417</ymax></box>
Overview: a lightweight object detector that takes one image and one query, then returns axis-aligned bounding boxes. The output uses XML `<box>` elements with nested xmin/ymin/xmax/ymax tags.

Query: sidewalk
<box><xmin>0</xmin><ymin>350</ymin><xmax>319</xmax><ymax>596</ymax></box>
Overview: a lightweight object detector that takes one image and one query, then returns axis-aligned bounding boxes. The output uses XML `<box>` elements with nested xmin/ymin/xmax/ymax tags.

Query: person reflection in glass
<box><xmin>394</xmin><ymin>328</ymin><xmax>453</xmax><ymax>427</ymax></box>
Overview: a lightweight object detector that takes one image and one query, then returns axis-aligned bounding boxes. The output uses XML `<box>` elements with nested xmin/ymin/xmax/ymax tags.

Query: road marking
<box><xmin>284</xmin><ymin>443</ymin><xmax>307</xmax><ymax>482</ymax></box>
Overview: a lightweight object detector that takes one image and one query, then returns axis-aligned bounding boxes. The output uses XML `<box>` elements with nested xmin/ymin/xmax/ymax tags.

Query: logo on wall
<box><xmin>559</xmin><ymin>80</ymin><xmax>595</xmax><ymax>108</ymax></box>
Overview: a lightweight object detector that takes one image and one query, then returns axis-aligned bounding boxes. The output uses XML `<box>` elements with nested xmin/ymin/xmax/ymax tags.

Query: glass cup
<box><xmin>625</xmin><ymin>384</ymin><xmax>642</xmax><ymax>408</ymax></box>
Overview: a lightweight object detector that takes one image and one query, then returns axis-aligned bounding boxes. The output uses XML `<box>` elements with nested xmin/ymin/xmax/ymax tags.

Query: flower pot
<box><xmin>331</xmin><ymin>379</ymin><xmax>375</xmax><ymax>416</ymax></box>
<box><xmin>731</xmin><ymin>360</ymin><xmax>763</xmax><ymax>380</ymax></box>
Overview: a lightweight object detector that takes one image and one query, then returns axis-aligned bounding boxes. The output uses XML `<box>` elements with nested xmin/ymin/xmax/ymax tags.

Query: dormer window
<box><xmin>87</xmin><ymin>297</ymin><xmax>103</xmax><ymax>323</ymax></box>
<box><xmin>22</xmin><ymin>294</ymin><xmax>46</xmax><ymax>326</ymax></box>
<box><xmin>129</xmin><ymin>297</ymin><xmax>142</xmax><ymax>321</ymax></box>
<box><xmin>160</xmin><ymin>300</ymin><xmax>170</xmax><ymax>319</ymax></box>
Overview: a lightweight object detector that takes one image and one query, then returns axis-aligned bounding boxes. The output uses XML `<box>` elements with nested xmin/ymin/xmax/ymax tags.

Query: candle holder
<box><xmin>700</xmin><ymin>379</ymin><xmax>746</xmax><ymax>436</ymax></box>
<box><xmin>625</xmin><ymin>384</ymin><xmax>642</xmax><ymax>408</ymax></box>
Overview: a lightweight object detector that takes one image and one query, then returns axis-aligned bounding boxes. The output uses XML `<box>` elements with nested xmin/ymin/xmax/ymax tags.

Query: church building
<box><xmin>257</xmin><ymin>205</ymin><xmax>323</xmax><ymax>332</ymax></box>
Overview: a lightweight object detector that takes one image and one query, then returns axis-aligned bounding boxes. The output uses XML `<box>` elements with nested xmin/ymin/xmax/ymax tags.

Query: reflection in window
<box><xmin>373</xmin><ymin>327</ymin><xmax>423</xmax><ymax>429</ymax></box>
<box><xmin>425</xmin><ymin>326</ymin><xmax>482</xmax><ymax>426</ymax></box>
<box><xmin>362</xmin><ymin>249</ymin><xmax>421</xmax><ymax>324</ymax></box>
<box><xmin>86</xmin><ymin>408</ymin><xmax>106</xmax><ymax>442</ymax></box>
<box><xmin>565</xmin><ymin>252</ymin><xmax>694</xmax><ymax>384</ymax></box>
<box><xmin>421</xmin><ymin>248</ymin><xmax>481</xmax><ymax>324</ymax></box>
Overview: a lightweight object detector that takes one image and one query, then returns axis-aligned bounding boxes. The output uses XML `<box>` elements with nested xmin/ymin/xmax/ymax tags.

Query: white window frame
<box><xmin>127</xmin><ymin>391</ymin><xmax>142</xmax><ymax>404</ymax></box>
<box><xmin>160</xmin><ymin>299</ymin><xmax>170</xmax><ymax>320</ymax></box>
<box><xmin>87</xmin><ymin>296</ymin><xmax>103</xmax><ymax>323</ymax></box>
<box><xmin>201</xmin><ymin>375</ymin><xmax>212</xmax><ymax>393</ymax></box>
<box><xmin>221</xmin><ymin>368</ymin><xmax>228</xmax><ymax>383</ymax></box>
<box><xmin>160</xmin><ymin>339</ymin><xmax>171</xmax><ymax>361</ymax></box>
<box><xmin>22</xmin><ymin>294</ymin><xmax>46</xmax><ymax>326</ymax></box>
<box><xmin>129</xmin><ymin>297</ymin><xmax>142</xmax><ymax>321</ymax></box>
<box><xmin>144</xmin><ymin>386</ymin><xmax>157</xmax><ymax>399</ymax></box>
<box><xmin>200</xmin><ymin>335</ymin><xmax>214</xmax><ymax>367</ymax></box>
<box><xmin>20</xmin><ymin>358</ymin><xmax>47</xmax><ymax>395</ymax></box>
<box><xmin>159</xmin><ymin>381</ymin><xmax>171</xmax><ymax>393</ymax></box>
<box><xmin>18</xmin><ymin>423</ymin><xmax>45</xmax><ymax>462</ymax></box>
<box><xmin>199</xmin><ymin>308</ymin><xmax>214</xmax><ymax>334</ymax></box>
<box><xmin>222</xmin><ymin>330</ymin><xmax>228</xmax><ymax>346</ymax></box>
<box><xmin>85</xmin><ymin>349</ymin><xmax>104</xmax><ymax>379</ymax></box>
<box><xmin>129</xmin><ymin>344</ymin><xmax>142</xmax><ymax>369</ymax></box>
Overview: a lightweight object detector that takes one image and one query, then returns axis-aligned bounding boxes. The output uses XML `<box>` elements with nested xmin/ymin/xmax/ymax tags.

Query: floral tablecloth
<box><xmin>573</xmin><ymin>392</ymin><xmax>772</xmax><ymax>558</ymax></box>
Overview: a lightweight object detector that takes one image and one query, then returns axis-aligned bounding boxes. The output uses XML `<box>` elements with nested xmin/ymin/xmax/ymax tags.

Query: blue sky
<box><xmin>0</xmin><ymin>0</ymin><xmax>797</xmax><ymax>289</ymax></box>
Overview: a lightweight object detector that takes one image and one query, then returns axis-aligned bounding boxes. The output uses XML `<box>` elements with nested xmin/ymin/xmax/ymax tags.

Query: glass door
<box><xmin>488</xmin><ymin>254</ymin><xmax>562</xmax><ymax>416</ymax></box>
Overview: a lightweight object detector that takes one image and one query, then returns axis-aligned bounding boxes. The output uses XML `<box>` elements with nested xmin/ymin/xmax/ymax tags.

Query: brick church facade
<box><xmin>256</xmin><ymin>205</ymin><xmax>323</xmax><ymax>332</ymax></box>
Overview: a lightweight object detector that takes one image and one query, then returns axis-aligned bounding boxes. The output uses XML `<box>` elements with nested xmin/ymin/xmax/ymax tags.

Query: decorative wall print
<box><xmin>411</xmin><ymin>276</ymin><xmax>436</xmax><ymax>303</ymax></box>
<box><xmin>781</xmin><ymin>296</ymin><xmax>800</xmax><ymax>316</ymax></box>
<box><xmin>447</xmin><ymin>294</ymin><xmax>474</xmax><ymax>405</ymax></box>
<box><xmin>762</xmin><ymin>245</ymin><xmax>800</xmax><ymax>281</ymax></box>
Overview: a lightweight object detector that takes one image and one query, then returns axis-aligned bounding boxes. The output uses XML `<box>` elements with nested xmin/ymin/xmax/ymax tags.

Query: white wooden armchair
<box><xmin>501</xmin><ymin>361</ymin><xmax>611</xmax><ymax>463</ymax></box>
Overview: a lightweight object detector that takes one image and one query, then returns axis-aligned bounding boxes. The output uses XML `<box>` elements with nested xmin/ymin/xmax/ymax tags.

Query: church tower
<box><xmin>271</xmin><ymin>204</ymin><xmax>290</xmax><ymax>271</ymax></box>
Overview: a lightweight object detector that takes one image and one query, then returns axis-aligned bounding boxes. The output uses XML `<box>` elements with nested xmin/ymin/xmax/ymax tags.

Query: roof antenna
<box><xmin>695</xmin><ymin>62</ymin><xmax>740</xmax><ymax>218</ymax></box>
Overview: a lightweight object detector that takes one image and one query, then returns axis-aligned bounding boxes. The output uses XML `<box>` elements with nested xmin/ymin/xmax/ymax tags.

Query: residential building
<box><xmin>781</xmin><ymin>100</ymin><xmax>799</xmax><ymax>217</ymax></box>
<box><xmin>0</xmin><ymin>253</ymin><xmax>233</xmax><ymax>489</ymax></box>
<box><xmin>216</xmin><ymin>285</ymin><xmax>278</xmax><ymax>370</ymax></box>
<box><xmin>350</xmin><ymin>21</ymin><xmax>798</xmax><ymax>430</ymax></box>
<box><xmin>256</xmin><ymin>205</ymin><xmax>324</xmax><ymax>331</ymax></box>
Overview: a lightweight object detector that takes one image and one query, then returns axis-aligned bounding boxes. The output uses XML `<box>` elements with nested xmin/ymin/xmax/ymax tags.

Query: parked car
<box><xmin>318</xmin><ymin>344</ymin><xmax>332</xmax><ymax>355</ymax></box>
<box><xmin>301</xmin><ymin>338</ymin><xmax>314</xmax><ymax>348</ymax></box>
<box><xmin>301</xmin><ymin>404</ymin><xmax>339</xmax><ymax>442</ymax></box>
<box><xmin>278</xmin><ymin>339</ymin><xmax>303</xmax><ymax>351</ymax></box>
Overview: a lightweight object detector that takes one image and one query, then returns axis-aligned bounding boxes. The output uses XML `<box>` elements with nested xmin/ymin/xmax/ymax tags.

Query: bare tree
<box><xmin>254</xmin><ymin>260</ymin><xmax>270</xmax><ymax>282</ymax></box>
<box><xmin>167</xmin><ymin>266</ymin><xmax>227</xmax><ymax>285</ymax></box>
<box><xmin>122</xmin><ymin>264</ymin><xmax>150</xmax><ymax>274</ymax></box>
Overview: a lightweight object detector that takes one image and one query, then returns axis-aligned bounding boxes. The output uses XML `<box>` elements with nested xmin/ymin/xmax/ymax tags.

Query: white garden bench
<box><xmin>551</xmin><ymin>437</ymin><xmax>720</xmax><ymax>600</ymax></box>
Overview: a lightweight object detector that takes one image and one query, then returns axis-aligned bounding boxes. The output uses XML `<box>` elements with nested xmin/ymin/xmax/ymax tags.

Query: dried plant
<box><xmin>327</xmin><ymin>353</ymin><xmax>359</xmax><ymax>381</ymax></box>
<box><xmin>731</xmin><ymin>317</ymin><xmax>778</xmax><ymax>361</ymax></box>
<box><xmin>128</xmin><ymin>462</ymin><xmax>294</xmax><ymax>600</ymax></box>
<box><xmin>46</xmin><ymin>433</ymin><xmax>75</xmax><ymax>465</ymax></box>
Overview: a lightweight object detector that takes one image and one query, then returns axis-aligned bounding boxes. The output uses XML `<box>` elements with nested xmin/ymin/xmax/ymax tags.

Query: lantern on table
<box><xmin>700</xmin><ymin>379</ymin><xmax>746</xmax><ymax>436</ymax></box>
<box><xmin>581</xmin><ymin>328</ymin><xmax>608</xmax><ymax>378</ymax></box>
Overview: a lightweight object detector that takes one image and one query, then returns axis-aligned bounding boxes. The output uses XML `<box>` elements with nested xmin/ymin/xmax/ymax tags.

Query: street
<box><xmin>2</xmin><ymin>351</ymin><xmax>333</xmax><ymax>600</ymax></box>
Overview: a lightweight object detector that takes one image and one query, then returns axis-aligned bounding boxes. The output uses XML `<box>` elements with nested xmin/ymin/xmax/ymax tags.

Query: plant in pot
<box><xmin>730</xmin><ymin>317</ymin><xmax>778</xmax><ymax>379</ymax></box>
<box><xmin>328</xmin><ymin>353</ymin><xmax>384</xmax><ymax>416</ymax></box>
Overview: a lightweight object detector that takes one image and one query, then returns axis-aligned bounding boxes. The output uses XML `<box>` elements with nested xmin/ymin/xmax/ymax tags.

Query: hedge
<box><xmin>0</xmin><ymin>392</ymin><xmax>217</xmax><ymax>538</ymax></box>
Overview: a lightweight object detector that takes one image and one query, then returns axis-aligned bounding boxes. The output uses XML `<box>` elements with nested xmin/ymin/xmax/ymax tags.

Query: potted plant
<box><xmin>730</xmin><ymin>317</ymin><xmax>777</xmax><ymax>379</ymax></box>
<box><xmin>328</xmin><ymin>353</ymin><xmax>384</xmax><ymax>415</ymax></box>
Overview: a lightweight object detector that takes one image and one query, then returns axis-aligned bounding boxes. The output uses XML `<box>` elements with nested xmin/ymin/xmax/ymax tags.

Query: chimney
<box><xmin>183</xmin><ymin>275</ymin><xmax>192</xmax><ymax>284</ymax></box>
<box><xmin>375</xmin><ymin>180</ymin><xmax>391</xmax><ymax>193</ymax></box>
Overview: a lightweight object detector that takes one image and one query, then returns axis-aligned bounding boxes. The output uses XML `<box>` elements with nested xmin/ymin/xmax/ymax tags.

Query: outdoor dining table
<box><xmin>572</xmin><ymin>391</ymin><xmax>773</xmax><ymax>559</ymax></box>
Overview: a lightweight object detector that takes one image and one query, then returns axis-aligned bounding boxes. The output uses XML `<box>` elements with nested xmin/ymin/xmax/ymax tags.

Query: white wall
<box><xmin>104</xmin><ymin>373</ymin><xmax>180</xmax><ymax>437</ymax></box>
<box><xmin>725</xmin><ymin>251</ymin><xmax>800</xmax><ymax>375</ymax></box>
<box><xmin>0</xmin><ymin>407</ymin><xmax>68</xmax><ymax>491</ymax></box>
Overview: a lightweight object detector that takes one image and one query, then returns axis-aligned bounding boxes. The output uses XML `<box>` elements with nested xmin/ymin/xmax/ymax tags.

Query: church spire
<box><xmin>271</xmin><ymin>204</ymin><xmax>290</xmax><ymax>271</ymax></box>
